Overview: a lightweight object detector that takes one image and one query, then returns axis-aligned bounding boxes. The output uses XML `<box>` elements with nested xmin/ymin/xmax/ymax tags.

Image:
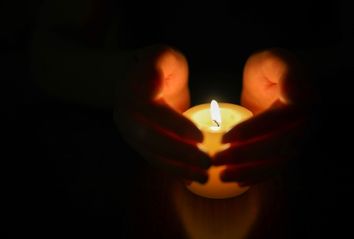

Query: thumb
<box><xmin>126</xmin><ymin>46</ymin><xmax>166</xmax><ymax>103</ymax></box>
<box><xmin>272</xmin><ymin>48</ymin><xmax>313</xmax><ymax>106</ymax></box>
<box><xmin>126</xmin><ymin>45</ymin><xmax>187</xmax><ymax>104</ymax></box>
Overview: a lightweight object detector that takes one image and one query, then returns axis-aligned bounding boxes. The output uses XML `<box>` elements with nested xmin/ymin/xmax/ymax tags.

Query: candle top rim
<box><xmin>183</xmin><ymin>102</ymin><xmax>253</xmax><ymax>115</ymax></box>
<box><xmin>183</xmin><ymin>102</ymin><xmax>253</xmax><ymax>133</ymax></box>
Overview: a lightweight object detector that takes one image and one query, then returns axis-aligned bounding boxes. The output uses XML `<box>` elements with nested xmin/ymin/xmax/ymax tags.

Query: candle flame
<box><xmin>210</xmin><ymin>100</ymin><xmax>222</xmax><ymax>127</ymax></box>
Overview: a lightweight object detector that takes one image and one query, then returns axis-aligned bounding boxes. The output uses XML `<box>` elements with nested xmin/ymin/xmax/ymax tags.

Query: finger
<box><xmin>119</xmin><ymin>131</ymin><xmax>209</xmax><ymax>183</ymax></box>
<box><xmin>270</xmin><ymin>48</ymin><xmax>312</xmax><ymax>106</ymax></box>
<box><xmin>214</xmin><ymin>123</ymin><xmax>302</xmax><ymax>165</ymax></box>
<box><xmin>151</xmin><ymin>47</ymin><xmax>189</xmax><ymax>112</ymax></box>
<box><xmin>124</xmin><ymin>58</ymin><xmax>163</xmax><ymax>102</ymax></box>
<box><xmin>223</xmin><ymin>105</ymin><xmax>306</xmax><ymax>143</ymax></box>
<box><xmin>241</xmin><ymin>48</ymin><xmax>310</xmax><ymax>114</ymax></box>
<box><xmin>132</xmin><ymin>101</ymin><xmax>203</xmax><ymax>142</ymax></box>
<box><xmin>125</xmin><ymin>45</ymin><xmax>188</xmax><ymax>103</ymax></box>
<box><xmin>129</xmin><ymin>113</ymin><xmax>211</xmax><ymax>169</ymax></box>
<box><xmin>241</xmin><ymin>49</ymin><xmax>286</xmax><ymax>114</ymax></box>
<box><xmin>142</xmin><ymin>151</ymin><xmax>209</xmax><ymax>184</ymax></box>
<box><xmin>220</xmin><ymin>158</ymin><xmax>284</xmax><ymax>185</ymax></box>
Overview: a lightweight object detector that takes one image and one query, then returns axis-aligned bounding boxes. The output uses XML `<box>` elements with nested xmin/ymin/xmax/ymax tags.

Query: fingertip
<box><xmin>184</xmin><ymin>120</ymin><xmax>203</xmax><ymax>142</ymax></box>
<box><xmin>197</xmin><ymin>173</ymin><xmax>208</xmax><ymax>184</ymax></box>
<box><xmin>222</xmin><ymin>128</ymin><xmax>242</xmax><ymax>143</ymax></box>
<box><xmin>189</xmin><ymin>168</ymin><xmax>209</xmax><ymax>184</ymax></box>
<box><xmin>191</xmin><ymin>151</ymin><xmax>211</xmax><ymax>170</ymax></box>
<box><xmin>223</xmin><ymin>119</ymin><xmax>255</xmax><ymax>142</ymax></box>
<box><xmin>220</xmin><ymin>170</ymin><xmax>232</xmax><ymax>182</ymax></box>
<box><xmin>212</xmin><ymin>151</ymin><xmax>228</xmax><ymax>166</ymax></box>
<box><xmin>220</xmin><ymin>166</ymin><xmax>243</xmax><ymax>183</ymax></box>
<box><xmin>191</xmin><ymin>128</ymin><xmax>204</xmax><ymax>142</ymax></box>
<box><xmin>184</xmin><ymin>131</ymin><xmax>203</xmax><ymax>143</ymax></box>
<box><xmin>172</xmin><ymin>113</ymin><xmax>203</xmax><ymax>142</ymax></box>
<box><xmin>200</xmin><ymin>156</ymin><xmax>212</xmax><ymax>169</ymax></box>
<box><xmin>183</xmin><ymin>166</ymin><xmax>208</xmax><ymax>184</ymax></box>
<box><xmin>222</xmin><ymin>133</ymin><xmax>232</xmax><ymax>143</ymax></box>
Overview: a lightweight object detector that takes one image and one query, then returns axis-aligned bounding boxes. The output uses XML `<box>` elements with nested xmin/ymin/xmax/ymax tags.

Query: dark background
<box><xmin>3</xmin><ymin>0</ymin><xmax>354</xmax><ymax>238</ymax></box>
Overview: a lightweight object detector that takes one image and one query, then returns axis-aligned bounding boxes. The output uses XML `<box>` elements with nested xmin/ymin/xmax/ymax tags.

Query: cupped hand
<box><xmin>114</xmin><ymin>45</ymin><xmax>210</xmax><ymax>183</ymax></box>
<box><xmin>214</xmin><ymin>48</ymin><xmax>311</xmax><ymax>186</ymax></box>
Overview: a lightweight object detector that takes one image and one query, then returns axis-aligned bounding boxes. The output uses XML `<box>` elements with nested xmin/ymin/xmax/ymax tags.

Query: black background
<box><xmin>3</xmin><ymin>1</ymin><xmax>354</xmax><ymax>238</ymax></box>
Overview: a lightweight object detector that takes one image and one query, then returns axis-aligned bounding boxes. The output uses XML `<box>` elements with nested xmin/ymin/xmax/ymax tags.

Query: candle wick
<box><xmin>213</xmin><ymin>120</ymin><xmax>220</xmax><ymax>127</ymax></box>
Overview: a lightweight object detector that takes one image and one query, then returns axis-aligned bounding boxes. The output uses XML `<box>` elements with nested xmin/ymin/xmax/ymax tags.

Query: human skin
<box><xmin>113</xmin><ymin>45</ymin><xmax>211</xmax><ymax>184</ymax></box>
<box><xmin>214</xmin><ymin>48</ymin><xmax>310</xmax><ymax>186</ymax></box>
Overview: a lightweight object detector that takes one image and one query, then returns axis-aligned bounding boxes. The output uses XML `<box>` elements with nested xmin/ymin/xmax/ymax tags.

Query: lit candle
<box><xmin>183</xmin><ymin>100</ymin><xmax>253</xmax><ymax>199</ymax></box>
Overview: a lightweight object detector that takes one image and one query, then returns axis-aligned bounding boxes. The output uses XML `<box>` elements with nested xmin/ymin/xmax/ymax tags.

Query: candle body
<box><xmin>183</xmin><ymin>103</ymin><xmax>253</xmax><ymax>199</ymax></box>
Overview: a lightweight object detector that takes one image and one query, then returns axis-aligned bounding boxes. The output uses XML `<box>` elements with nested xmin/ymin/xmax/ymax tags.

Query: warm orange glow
<box><xmin>173</xmin><ymin>182</ymin><xmax>261</xmax><ymax>239</ymax></box>
<box><xmin>183</xmin><ymin>101</ymin><xmax>253</xmax><ymax>199</ymax></box>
